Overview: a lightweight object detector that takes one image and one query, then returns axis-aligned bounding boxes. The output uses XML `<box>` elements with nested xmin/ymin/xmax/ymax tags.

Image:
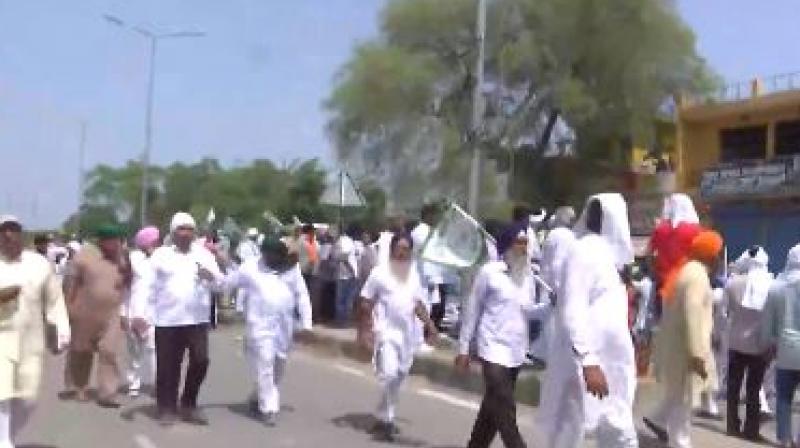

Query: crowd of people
<box><xmin>3</xmin><ymin>190</ymin><xmax>800</xmax><ymax>447</ymax></box>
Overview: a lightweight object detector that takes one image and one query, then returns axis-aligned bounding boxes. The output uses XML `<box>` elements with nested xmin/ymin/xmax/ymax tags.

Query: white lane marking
<box><xmin>334</xmin><ymin>364</ymin><xmax>368</xmax><ymax>378</ymax></box>
<box><xmin>134</xmin><ymin>434</ymin><xmax>158</xmax><ymax>448</ymax></box>
<box><xmin>416</xmin><ymin>388</ymin><xmax>480</xmax><ymax>411</ymax></box>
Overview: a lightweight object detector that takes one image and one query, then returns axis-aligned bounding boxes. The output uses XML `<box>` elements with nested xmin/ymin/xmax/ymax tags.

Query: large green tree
<box><xmin>326</xmin><ymin>0</ymin><xmax>718</xmax><ymax>211</ymax></box>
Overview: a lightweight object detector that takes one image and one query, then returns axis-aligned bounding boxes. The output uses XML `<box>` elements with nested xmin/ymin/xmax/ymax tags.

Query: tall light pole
<box><xmin>103</xmin><ymin>14</ymin><xmax>205</xmax><ymax>226</ymax></box>
<box><xmin>77</xmin><ymin>121</ymin><xmax>87</xmax><ymax>235</ymax></box>
<box><xmin>467</xmin><ymin>0</ymin><xmax>487</xmax><ymax>216</ymax></box>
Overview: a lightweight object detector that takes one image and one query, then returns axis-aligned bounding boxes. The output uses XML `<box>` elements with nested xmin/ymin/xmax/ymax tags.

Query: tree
<box><xmin>326</xmin><ymin>0</ymin><xmax>718</xmax><ymax>211</ymax></box>
<box><xmin>72</xmin><ymin>157</ymin><xmax>331</xmax><ymax>233</ymax></box>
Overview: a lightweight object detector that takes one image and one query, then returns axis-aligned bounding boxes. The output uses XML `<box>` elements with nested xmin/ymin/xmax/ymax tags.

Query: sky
<box><xmin>0</xmin><ymin>0</ymin><xmax>798</xmax><ymax>229</ymax></box>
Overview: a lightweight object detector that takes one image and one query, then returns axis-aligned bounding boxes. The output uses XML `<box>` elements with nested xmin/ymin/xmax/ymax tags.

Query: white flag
<box><xmin>206</xmin><ymin>207</ymin><xmax>216</xmax><ymax>224</ymax></box>
<box><xmin>420</xmin><ymin>203</ymin><xmax>488</xmax><ymax>269</ymax></box>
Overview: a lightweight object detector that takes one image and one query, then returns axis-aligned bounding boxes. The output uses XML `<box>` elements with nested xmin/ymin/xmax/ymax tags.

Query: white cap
<box><xmin>170</xmin><ymin>212</ymin><xmax>196</xmax><ymax>233</ymax></box>
<box><xmin>0</xmin><ymin>215</ymin><xmax>21</xmax><ymax>227</ymax></box>
<box><xmin>247</xmin><ymin>227</ymin><xmax>259</xmax><ymax>237</ymax></box>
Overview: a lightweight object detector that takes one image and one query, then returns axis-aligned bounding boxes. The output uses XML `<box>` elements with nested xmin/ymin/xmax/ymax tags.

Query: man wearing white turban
<box><xmin>145</xmin><ymin>212</ymin><xmax>224</xmax><ymax>426</ymax></box>
<box><xmin>723</xmin><ymin>246</ymin><xmax>773</xmax><ymax>441</ymax></box>
<box><xmin>537</xmin><ymin>194</ymin><xmax>638</xmax><ymax>448</ymax></box>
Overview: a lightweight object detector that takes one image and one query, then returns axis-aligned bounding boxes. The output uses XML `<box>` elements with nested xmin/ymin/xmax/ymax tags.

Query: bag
<box><xmin>777</xmin><ymin>291</ymin><xmax>800</xmax><ymax>370</ymax></box>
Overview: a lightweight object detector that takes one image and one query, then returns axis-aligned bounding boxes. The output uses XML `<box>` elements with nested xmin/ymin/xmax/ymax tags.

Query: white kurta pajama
<box><xmin>0</xmin><ymin>251</ymin><xmax>70</xmax><ymax>448</ymax></box>
<box><xmin>538</xmin><ymin>194</ymin><xmax>638</xmax><ymax>448</ymax></box>
<box><xmin>361</xmin><ymin>264</ymin><xmax>426</xmax><ymax>424</ymax></box>
<box><xmin>123</xmin><ymin>250</ymin><xmax>156</xmax><ymax>395</ymax></box>
<box><xmin>225</xmin><ymin>261</ymin><xmax>312</xmax><ymax>415</ymax></box>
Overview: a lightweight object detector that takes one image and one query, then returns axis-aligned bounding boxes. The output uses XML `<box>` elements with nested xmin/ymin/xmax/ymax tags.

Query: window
<box><xmin>720</xmin><ymin>125</ymin><xmax>767</xmax><ymax>162</ymax></box>
<box><xmin>776</xmin><ymin>120</ymin><xmax>800</xmax><ymax>156</ymax></box>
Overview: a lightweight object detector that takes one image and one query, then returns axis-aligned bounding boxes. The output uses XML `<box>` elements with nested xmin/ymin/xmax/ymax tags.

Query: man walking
<box><xmin>123</xmin><ymin>226</ymin><xmax>160</xmax><ymax>398</ymax></box>
<box><xmin>645</xmin><ymin>230</ymin><xmax>724</xmax><ymax>448</ymax></box>
<box><xmin>65</xmin><ymin>225</ymin><xmax>130</xmax><ymax>408</ymax></box>
<box><xmin>724</xmin><ymin>246</ymin><xmax>773</xmax><ymax>441</ymax></box>
<box><xmin>457</xmin><ymin>222</ymin><xmax>550</xmax><ymax>448</ymax></box>
<box><xmin>538</xmin><ymin>194</ymin><xmax>638</xmax><ymax>448</ymax></box>
<box><xmin>145</xmin><ymin>212</ymin><xmax>224</xmax><ymax>426</ymax></box>
<box><xmin>0</xmin><ymin>215</ymin><xmax>70</xmax><ymax>448</ymax></box>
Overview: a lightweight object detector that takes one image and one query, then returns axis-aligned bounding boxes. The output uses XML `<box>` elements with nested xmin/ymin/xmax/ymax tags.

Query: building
<box><xmin>674</xmin><ymin>73</ymin><xmax>800</xmax><ymax>270</ymax></box>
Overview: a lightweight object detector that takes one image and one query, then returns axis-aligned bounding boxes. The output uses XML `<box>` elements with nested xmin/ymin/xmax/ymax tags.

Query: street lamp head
<box><xmin>160</xmin><ymin>30</ymin><xmax>207</xmax><ymax>39</ymax></box>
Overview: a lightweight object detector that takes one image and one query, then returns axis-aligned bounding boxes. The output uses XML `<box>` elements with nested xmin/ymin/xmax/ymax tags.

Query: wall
<box><xmin>677</xmin><ymin>89</ymin><xmax>800</xmax><ymax>192</ymax></box>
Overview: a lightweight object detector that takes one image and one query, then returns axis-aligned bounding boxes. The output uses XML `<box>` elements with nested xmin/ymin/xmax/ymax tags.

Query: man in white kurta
<box><xmin>224</xmin><ymin>237</ymin><xmax>312</xmax><ymax>427</ymax></box>
<box><xmin>0</xmin><ymin>215</ymin><xmax>70</xmax><ymax>448</ymax></box>
<box><xmin>458</xmin><ymin>222</ymin><xmax>551</xmax><ymax>448</ymax></box>
<box><xmin>123</xmin><ymin>226</ymin><xmax>160</xmax><ymax>398</ymax></box>
<box><xmin>144</xmin><ymin>212</ymin><xmax>224</xmax><ymax>426</ymax></box>
<box><xmin>537</xmin><ymin>193</ymin><xmax>638</xmax><ymax>448</ymax></box>
<box><xmin>358</xmin><ymin>233</ymin><xmax>437</xmax><ymax>442</ymax></box>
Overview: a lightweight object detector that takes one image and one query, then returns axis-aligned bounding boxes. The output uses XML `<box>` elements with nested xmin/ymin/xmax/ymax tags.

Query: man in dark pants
<box><xmin>724</xmin><ymin>246</ymin><xmax>773</xmax><ymax>442</ymax></box>
<box><xmin>141</xmin><ymin>212</ymin><xmax>224</xmax><ymax>427</ymax></box>
<box><xmin>456</xmin><ymin>221</ymin><xmax>550</xmax><ymax>448</ymax></box>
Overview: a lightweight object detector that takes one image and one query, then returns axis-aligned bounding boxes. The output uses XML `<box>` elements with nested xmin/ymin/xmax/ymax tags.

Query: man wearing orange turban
<box><xmin>645</xmin><ymin>231</ymin><xmax>723</xmax><ymax>448</ymax></box>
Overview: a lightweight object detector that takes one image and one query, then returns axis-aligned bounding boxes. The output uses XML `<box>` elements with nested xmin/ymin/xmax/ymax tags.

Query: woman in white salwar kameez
<box><xmin>537</xmin><ymin>193</ymin><xmax>638</xmax><ymax>448</ymax></box>
<box><xmin>357</xmin><ymin>233</ymin><xmax>438</xmax><ymax>442</ymax></box>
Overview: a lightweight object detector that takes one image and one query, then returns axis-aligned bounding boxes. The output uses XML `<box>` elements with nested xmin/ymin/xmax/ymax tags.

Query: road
<box><xmin>16</xmin><ymin>327</ymin><xmax>776</xmax><ymax>447</ymax></box>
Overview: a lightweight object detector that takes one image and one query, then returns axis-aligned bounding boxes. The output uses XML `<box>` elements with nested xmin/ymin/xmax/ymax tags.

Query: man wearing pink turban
<box><xmin>122</xmin><ymin>226</ymin><xmax>160</xmax><ymax>398</ymax></box>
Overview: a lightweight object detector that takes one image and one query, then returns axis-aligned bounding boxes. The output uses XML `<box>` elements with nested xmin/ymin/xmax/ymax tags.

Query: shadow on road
<box><xmin>638</xmin><ymin>433</ymin><xmax>667</xmax><ymax>448</ymax></box>
<box><xmin>119</xmin><ymin>403</ymin><xmax>159</xmax><ymax>422</ymax></box>
<box><xmin>331</xmin><ymin>413</ymin><xmax>426</xmax><ymax>447</ymax></box>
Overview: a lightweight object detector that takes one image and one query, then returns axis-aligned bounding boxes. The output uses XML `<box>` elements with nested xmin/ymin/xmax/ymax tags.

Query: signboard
<box><xmin>700</xmin><ymin>157</ymin><xmax>800</xmax><ymax>199</ymax></box>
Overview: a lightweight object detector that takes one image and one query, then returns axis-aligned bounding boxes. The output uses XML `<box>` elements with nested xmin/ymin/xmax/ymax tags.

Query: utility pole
<box><xmin>140</xmin><ymin>37</ymin><xmax>156</xmax><ymax>228</ymax></box>
<box><xmin>103</xmin><ymin>14</ymin><xmax>205</xmax><ymax>227</ymax></box>
<box><xmin>77</xmin><ymin>121</ymin><xmax>87</xmax><ymax>235</ymax></box>
<box><xmin>467</xmin><ymin>0</ymin><xmax>487</xmax><ymax>216</ymax></box>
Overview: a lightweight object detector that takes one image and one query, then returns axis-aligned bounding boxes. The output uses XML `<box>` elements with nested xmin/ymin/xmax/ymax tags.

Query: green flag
<box><xmin>420</xmin><ymin>203</ymin><xmax>490</xmax><ymax>269</ymax></box>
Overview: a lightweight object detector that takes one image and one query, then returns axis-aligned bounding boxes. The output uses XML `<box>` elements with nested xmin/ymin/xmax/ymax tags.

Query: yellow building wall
<box><xmin>676</xmin><ymin>89</ymin><xmax>800</xmax><ymax>192</ymax></box>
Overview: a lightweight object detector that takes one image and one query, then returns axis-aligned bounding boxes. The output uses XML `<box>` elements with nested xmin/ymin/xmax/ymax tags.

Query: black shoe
<box><xmin>248</xmin><ymin>398</ymin><xmax>260</xmax><ymax>416</ymax></box>
<box><xmin>373</xmin><ymin>422</ymin><xmax>396</xmax><ymax>443</ymax></box>
<box><xmin>744</xmin><ymin>433</ymin><xmax>769</xmax><ymax>445</ymax></box>
<box><xmin>643</xmin><ymin>417</ymin><xmax>668</xmax><ymax>443</ymax></box>
<box><xmin>180</xmin><ymin>407</ymin><xmax>209</xmax><ymax>426</ymax></box>
<box><xmin>157</xmin><ymin>411</ymin><xmax>178</xmax><ymax>428</ymax></box>
<box><xmin>97</xmin><ymin>399</ymin><xmax>122</xmax><ymax>409</ymax></box>
<box><xmin>695</xmin><ymin>410</ymin><xmax>722</xmax><ymax>421</ymax></box>
<box><xmin>262</xmin><ymin>412</ymin><xmax>277</xmax><ymax>428</ymax></box>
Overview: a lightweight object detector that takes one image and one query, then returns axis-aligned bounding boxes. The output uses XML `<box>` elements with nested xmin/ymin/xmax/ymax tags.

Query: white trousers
<box><xmin>0</xmin><ymin>399</ymin><xmax>35</xmax><ymax>448</ymax></box>
<box><xmin>246</xmin><ymin>338</ymin><xmax>286</xmax><ymax>414</ymax></box>
<box><xmin>126</xmin><ymin>328</ymin><xmax>156</xmax><ymax>393</ymax></box>
<box><xmin>650</xmin><ymin>392</ymin><xmax>693</xmax><ymax>448</ymax></box>
<box><xmin>375</xmin><ymin>342</ymin><xmax>409</xmax><ymax>424</ymax></box>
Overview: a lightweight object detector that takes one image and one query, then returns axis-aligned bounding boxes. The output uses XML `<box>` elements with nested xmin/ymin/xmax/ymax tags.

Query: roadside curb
<box><xmin>297</xmin><ymin>326</ymin><xmax>543</xmax><ymax>407</ymax></box>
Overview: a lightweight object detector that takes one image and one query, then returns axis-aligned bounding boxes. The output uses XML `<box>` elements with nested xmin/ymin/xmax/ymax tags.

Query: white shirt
<box><xmin>375</xmin><ymin>232</ymin><xmax>394</xmax><ymax>266</ymax></box>
<box><xmin>333</xmin><ymin>235</ymin><xmax>358</xmax><ymax>280</ymax></box>
<box><xmin>458</xmin><ymin>261</ymin><xmax>545</xmax><ymax>368</ymax></box>
<box><xmin>411</xmin><ymin>222</ymin><xmax>446</xmax><ymax>286</ymax></box>
<box><xmin>225</xmin><ymin>261</ymin><xmax>312</xmax><ymax>355</ymax></box>
<box><xmin>124</xmin><ymin>250</ymin><xmax>155</xmax><ymax>320</ymax></box>
<box><xmin>361</xmin><ymin>264</ymin><xmax>425</xmax><ymax>356</ymax></box>
<box><xmin>148</xmin><ymin>245</ymin><xmax>224</xmax><ymax>327</ymax></box>
<box><xmin>236</xmin><ymin>239</ymin><xmax>261</xmax><ymax>262</ymax></box>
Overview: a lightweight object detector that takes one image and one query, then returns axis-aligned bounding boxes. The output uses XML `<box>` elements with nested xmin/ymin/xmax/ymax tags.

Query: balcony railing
<box><xmin>685</xmin><ymin>71</ymin><xmax>800</xmax><ymax>106</ymax></box>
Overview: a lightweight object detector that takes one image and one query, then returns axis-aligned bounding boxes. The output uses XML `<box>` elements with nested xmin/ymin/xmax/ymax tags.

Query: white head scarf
<box><xmin>778</xmin><ymin>244</ymin><xmax>800</xmax><ymax>284</ymax></box>
<box><xmin>574</xmin><ymin>193</ymin><xmax>634</xmax><ymax>270</ymax></box>
<box><xmin>662</xmin><ymin>193</ymin><xmax>700</xmax><ymax>228</ymax></box>
<box><xmin>170</xmin><ymin>212</ymin><xmax>196</xmax><ymax>233</ymax></box>
<box><xmin>739</xmin><ymin>246</ymin><xmax>773</xmax><ymax>310</ymax></box>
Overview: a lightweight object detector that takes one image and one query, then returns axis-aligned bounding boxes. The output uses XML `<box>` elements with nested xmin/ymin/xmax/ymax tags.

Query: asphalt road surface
<box><xmin>15</xmin><ymin>327</ymin><xmax>780</xmax><ymax>447</ymax></box>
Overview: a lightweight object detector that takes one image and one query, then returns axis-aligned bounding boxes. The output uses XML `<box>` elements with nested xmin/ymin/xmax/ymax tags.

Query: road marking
<box><xmin>416</xmin><ymin>388</ymin><xmax>480</xmax><ymax>411</ymax></box>
<box><xmin>334</xmin><ymin>364</ymin><xmax>368</xmax><ymax>378</ymax></box>
<box><xmin>134</xmin><ymin>434</ymin><xmax>158</xmax><ymax>448</ymax></box>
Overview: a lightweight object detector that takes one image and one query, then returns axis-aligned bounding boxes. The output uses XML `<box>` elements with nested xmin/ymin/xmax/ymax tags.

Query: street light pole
<box><xmin>467</xmin><ymin>0</ymin><xmax>486</xmax><ymax>216</ymax></box>
<box><xmin>140</xmin><ymin>36</ymin><xmax>157</xmax><ymax>227</ymax></box>
<box><xmin>103</xmin><ymin>15</ymin><xmax>205</xmax><ymax>227</ymax></box>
